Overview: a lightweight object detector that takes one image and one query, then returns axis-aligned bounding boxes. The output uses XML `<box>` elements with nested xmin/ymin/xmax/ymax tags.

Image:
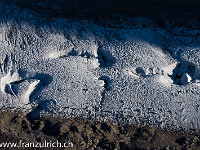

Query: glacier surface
<box><xmin>0</xmin><ymin>1</ymin><xmax>200</xmax><ymax>129</ymax></box>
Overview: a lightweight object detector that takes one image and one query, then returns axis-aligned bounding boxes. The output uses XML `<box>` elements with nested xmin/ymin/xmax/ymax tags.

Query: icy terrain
<box><xmin>1</xmin><ymin>1</ymin><xmax>200</xmax><ymax>129</ymax></box>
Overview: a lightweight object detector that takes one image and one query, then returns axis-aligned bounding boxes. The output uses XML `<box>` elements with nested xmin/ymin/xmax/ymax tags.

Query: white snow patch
<box><xmin>24</xmin><ymin>80</ymin><xmax>40</xmax><ymax>104</ymax></box>
<box><xmin>1</xmin><ymin>72</ymin><xmax>21</xmax><ymax>94</ymax></box>
<box><xmin>159</xmin><ymin>75</ymin><xmax>173</xmax><ymax>87</ymax></box>
<box><xmin>49</xmin><ymin>51</ymin><xmax>67</xmax><ymax>58</ymax></box>
<box><xmin>162</xmin><ymin>63</ymin><xmax>178</xmax><ymax>75</ymax></box>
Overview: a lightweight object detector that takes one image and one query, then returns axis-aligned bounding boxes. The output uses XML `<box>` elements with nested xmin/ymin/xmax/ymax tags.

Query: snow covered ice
<box><xmin>0</xmin><ymin>1</ymin><xmax>200</xmax><ymax>129</ymax></box>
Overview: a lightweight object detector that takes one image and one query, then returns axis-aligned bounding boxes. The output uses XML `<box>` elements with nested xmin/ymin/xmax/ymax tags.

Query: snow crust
<box><xmin>0</xmin><ymin>1</ymin><xmax>200</xmax><ymax>129</ymax></box>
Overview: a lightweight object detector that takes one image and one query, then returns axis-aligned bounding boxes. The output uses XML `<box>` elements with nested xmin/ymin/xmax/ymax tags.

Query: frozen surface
<box><xmin>0</xmin><ymin>1</ymin><xmax>200</xmax><ymax>129</ymax></box>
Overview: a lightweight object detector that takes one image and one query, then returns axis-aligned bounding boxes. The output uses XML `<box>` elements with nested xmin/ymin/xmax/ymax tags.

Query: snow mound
<box><xmin>1</xmin><ymin>71</ymin><xmax>41</xmax><ymax>104</ymax></box>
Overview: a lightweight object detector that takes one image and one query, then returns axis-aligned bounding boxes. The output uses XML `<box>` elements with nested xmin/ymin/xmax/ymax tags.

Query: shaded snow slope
<box><xmin>0</xmin><ymin>1</ymin><xmax>200</xmax><ymax>129</ymax></box>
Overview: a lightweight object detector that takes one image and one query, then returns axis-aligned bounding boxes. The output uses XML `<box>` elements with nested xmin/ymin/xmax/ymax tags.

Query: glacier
<box><xmin>0</xmin><ymin>1</ymin><xmax>200</xmax><ymax>129</ymax></box>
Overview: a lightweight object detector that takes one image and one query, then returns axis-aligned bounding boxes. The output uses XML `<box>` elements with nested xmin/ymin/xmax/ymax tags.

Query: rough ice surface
<box><xmin>0</xmin><ymin>1</ymin><xmax>200</xmax><ymax>129</ymax></box>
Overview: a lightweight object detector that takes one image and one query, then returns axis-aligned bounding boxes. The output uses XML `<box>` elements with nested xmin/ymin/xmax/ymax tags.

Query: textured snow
<box><xmin>0</xmin><ymin>1</ymin><xmax>200</xmax><ymax>129</ymax></box>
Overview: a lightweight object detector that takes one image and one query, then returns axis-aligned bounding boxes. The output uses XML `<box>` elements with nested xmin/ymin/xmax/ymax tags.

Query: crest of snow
<box><xmin>181</xmin><ymin>73</ymin><xmax>192</xmax><ymax>85</ymax></box>
<box><xmin>24</xmin><ymin>80</ymin><xmax>40</xmax><ymax>104</ymax></box>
